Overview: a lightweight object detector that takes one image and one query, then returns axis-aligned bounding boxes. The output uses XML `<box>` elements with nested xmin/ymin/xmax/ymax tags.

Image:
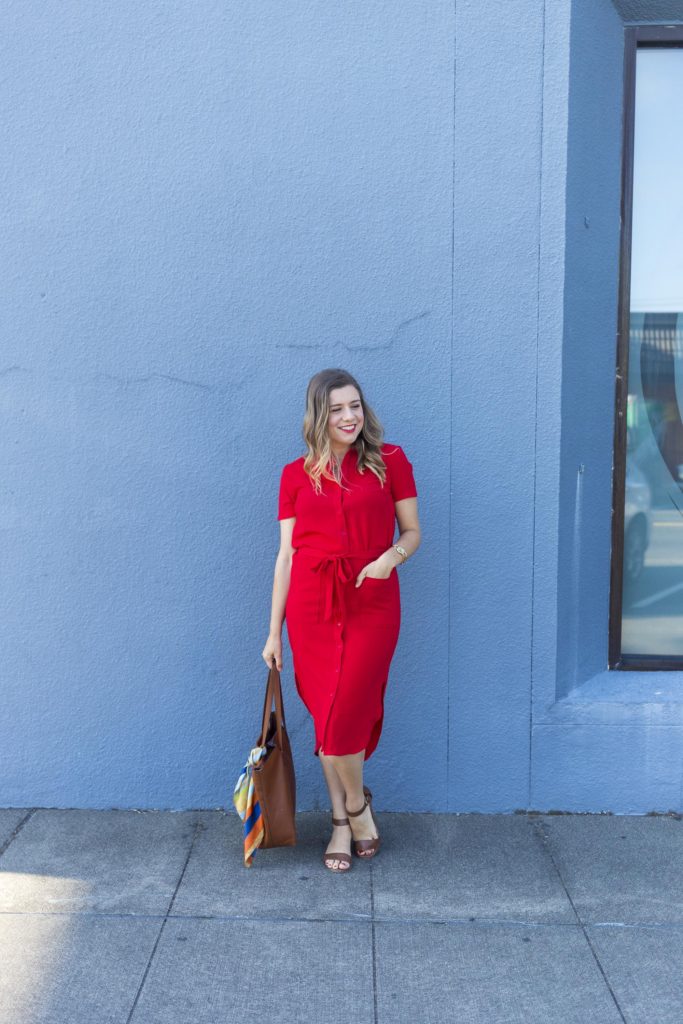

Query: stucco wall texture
<box><xmin>3</xmin><ymin>1</ymin><xmax>683</xmax><ymax>812</ymax></box>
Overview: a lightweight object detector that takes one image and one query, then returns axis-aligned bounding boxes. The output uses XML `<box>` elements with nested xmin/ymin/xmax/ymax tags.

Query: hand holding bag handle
<box><xmin>251</xmin><ymin>661</ymin><xmax>297</xmax><ymax>849</ymax></box>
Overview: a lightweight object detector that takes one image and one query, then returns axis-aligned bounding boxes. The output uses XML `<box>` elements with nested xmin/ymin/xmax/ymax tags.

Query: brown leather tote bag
<box><xmin>252</xmin><ymin>663</ymin><xmax>297</xmax><ymax>849</ymax></box>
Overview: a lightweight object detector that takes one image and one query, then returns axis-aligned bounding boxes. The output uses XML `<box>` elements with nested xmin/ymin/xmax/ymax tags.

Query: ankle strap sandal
<box><xmin>345</xmin><ymin>786</ymin><xmax>381</xmax><ymax>859</ymax></box>
<box><xmin>322</xmin><ymin>815</ymin><xmax>352</xmax><ymax>872</ymax></box>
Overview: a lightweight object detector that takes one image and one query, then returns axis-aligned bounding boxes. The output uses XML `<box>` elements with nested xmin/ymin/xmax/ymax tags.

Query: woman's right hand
<box><xmin>262</xmin><ymin>632</ymin><xmax>283</xmax><ymax>671</ymax></box>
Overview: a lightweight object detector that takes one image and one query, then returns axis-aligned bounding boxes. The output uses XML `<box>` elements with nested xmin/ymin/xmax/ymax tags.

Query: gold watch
<box><xmin>394</xmin><ymin>544</ymin><xmax>408</xmax><ymax>564</ymax></box>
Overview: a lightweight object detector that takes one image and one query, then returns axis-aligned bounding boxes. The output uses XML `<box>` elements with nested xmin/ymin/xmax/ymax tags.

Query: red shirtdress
<box><xmin>277</xmin><ymin>442</ymin><xmax>418</xmax><ymax>761</ymax></box>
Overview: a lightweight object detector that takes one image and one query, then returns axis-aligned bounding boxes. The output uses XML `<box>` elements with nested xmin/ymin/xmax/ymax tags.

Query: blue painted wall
<box><xmin>2</xmin><ymin>0</ymin><xmax>682</xmax><ymax>813</ymax></box>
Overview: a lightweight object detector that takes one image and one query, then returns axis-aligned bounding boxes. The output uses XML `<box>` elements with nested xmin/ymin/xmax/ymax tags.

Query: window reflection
<box><xmin>621</xmin><ymin>48</ymin><xmax>683</xmax><ymax>657</ymax></box>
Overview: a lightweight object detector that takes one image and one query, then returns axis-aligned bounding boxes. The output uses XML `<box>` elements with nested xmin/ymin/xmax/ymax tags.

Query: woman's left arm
<box><xmin>356</xmin><ymin>499</ymin><xmax>421</xmax><ymax>585</ymax></box>
<box><xmin>383</xmin><ymin>496</ymin><xmax>421</xmax><ymax>568</ymax></box>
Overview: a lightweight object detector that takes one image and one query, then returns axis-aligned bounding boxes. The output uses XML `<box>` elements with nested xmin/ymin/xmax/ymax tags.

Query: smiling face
<box><xmin>327</xmin><ymin>384</ymin><xmax>364</xmax><ymax>454</ymax></box>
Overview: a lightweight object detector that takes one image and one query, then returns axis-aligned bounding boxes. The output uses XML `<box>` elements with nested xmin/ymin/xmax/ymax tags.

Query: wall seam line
<box><xmin>529</xmin><ymin>0</ymin><xmax>548</xmax><ymax>811</ymax></box>
<box><xmin>448</xmin><ymin>0</ymin><xmax>456</xmax><ymax>812</ymax></box>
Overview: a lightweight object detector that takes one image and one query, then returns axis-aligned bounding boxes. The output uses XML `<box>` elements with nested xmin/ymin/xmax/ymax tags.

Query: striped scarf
<box><xmin>232</xmin><ymin>745</ymin><xmax>267</xmax><ymax>867</ymax></box>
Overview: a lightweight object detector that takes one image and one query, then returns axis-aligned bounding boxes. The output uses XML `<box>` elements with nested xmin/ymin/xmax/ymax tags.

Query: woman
<box><xmin>262</xmin><ymin>368</ymin><xmax>421</xmax><ymax>872</ymax></box>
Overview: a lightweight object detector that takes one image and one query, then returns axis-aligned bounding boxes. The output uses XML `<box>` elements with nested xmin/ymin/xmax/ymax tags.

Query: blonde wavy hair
<box><xmin>301</xmin><ymin>368</ymin><xmax>388</xmax><ymax>495</ymax></box>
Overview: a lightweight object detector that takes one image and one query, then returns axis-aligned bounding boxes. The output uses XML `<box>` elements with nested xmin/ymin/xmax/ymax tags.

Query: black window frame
<box><xmin>609</xmin><ymin>24</ymin><xmax>683</xmax><ymax>670</ymax></box>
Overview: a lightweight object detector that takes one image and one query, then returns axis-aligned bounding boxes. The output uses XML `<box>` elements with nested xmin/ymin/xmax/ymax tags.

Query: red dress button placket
<box><xmin>315</xmin><ymin>459</ymin><xmax>359</xmax><ymax>746</ymax></box>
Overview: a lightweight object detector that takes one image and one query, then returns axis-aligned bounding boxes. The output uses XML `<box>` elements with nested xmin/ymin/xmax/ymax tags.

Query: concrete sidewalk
<box><xmin>0</xmin><ymin>806</ymin><xmax>682</xmax><ymax>1023</ymax></box>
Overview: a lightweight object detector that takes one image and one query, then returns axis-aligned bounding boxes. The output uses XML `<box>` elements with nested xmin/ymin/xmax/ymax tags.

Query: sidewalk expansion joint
<box><xmin>530</xmin><ymin>818</ymin><xmax>628</xmax><ymax>1024</ymax></box>
<box><xmin>124</xmin><ymin>815</ymin><xmax>205</xmax><ymax>1024</ymax></box>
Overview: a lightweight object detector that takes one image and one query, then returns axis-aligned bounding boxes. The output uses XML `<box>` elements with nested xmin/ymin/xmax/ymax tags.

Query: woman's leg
<box><xmin>319</xmin><ymin>747</ymin><xmax>352</xmax><ymax>870</ymax></box>
<box><xmin>324</xmin><ymin>748</ymin><xmax>379</xmax><ymax>855</ymax></box>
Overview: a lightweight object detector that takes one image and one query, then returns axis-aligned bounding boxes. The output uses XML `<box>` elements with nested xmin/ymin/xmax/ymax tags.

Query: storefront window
<box><xmin>616</xmin><ymin>42</ymin><xmax>683</xmax><ymax>664</ymax></box>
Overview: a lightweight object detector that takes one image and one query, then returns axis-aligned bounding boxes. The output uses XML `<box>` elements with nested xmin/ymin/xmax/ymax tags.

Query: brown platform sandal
<box><xmin>346</xmin><ymin>785</ymin><xmax>381</xmax><ymax>859</ymax></box>
<box><xmin>322</xmin><ymin>815</ymin><xmax>353</xmax><ymax>872</ymax></box>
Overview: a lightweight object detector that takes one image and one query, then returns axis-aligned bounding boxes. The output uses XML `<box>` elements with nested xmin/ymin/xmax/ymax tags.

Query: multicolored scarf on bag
<box><xmin>232</xmin><ymin>745</ymin><xmax>267</xmax><ymax>867</ymax></box>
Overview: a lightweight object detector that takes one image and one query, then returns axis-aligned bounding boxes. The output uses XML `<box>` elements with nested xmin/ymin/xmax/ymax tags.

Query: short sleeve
<box><xmin>277</xmin><ymin>463</ymin><xmax>297</xmax><ymax>520</ymax></box>
<box><xmin>387</xmin><ymin>445</ymin><xmax>418</xmax><ymax>502</ymax></box>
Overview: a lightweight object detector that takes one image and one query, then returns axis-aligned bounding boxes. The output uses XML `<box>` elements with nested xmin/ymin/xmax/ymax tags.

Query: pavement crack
<box><xmin>0</xmin><ymin>810</ymin><xmax>37</xmax><ymax>859</ymax></box>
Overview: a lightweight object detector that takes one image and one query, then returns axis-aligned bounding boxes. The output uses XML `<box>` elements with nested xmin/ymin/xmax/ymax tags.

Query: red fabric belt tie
<box><xmin>298</xmin><ymin>546</ymin><xmax>387</xmax><ymax>624</ymax></box>
<box><xmin>312</xmin><ymin>555</ymin><xmax>354</xmax><ymax>623</ymax></box>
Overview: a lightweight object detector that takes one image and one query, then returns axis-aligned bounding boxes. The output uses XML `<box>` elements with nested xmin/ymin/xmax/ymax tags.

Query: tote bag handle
<box><xmin>258</xmin><ymin>660</ymin><xmax>286</xmax><ymax>748</ymax></box>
